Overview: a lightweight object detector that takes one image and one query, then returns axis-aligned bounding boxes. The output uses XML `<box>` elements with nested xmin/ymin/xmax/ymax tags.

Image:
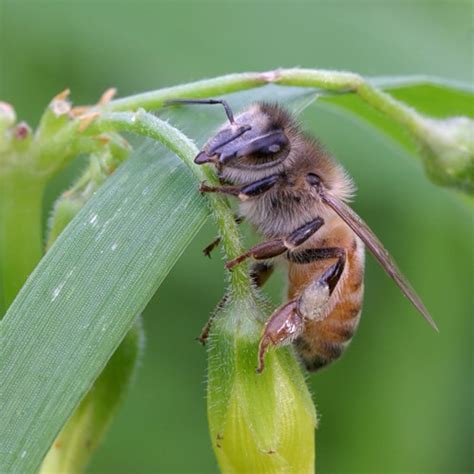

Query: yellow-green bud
<box><xmin>207</xmin><ymin>294</ymin><xmax>316</xmax><ymax>474</ymax></box>
<box><xmin>417</xmin><ymin>116</ymin><xmax>474</xmax><ymax>193</ymax></box>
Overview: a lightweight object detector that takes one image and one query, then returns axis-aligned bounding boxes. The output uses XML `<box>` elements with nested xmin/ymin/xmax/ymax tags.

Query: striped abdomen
<box><xmin>289</xmin><ymin>235</ymin><xmax>365</xmax><ymax>372</ymax></box>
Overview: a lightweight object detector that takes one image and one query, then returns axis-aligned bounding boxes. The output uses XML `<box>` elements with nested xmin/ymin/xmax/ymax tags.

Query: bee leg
<box><xmin>296</xmin><ymin>250</ymin><xmax>346</xmax><ymax>321</ymax></box>
<box><xmin>202</xmin><ymin>216</ymin><xmax>244</xmax><ymax>258</ymax></box>
<box><xmin>249</xmin><ymin>261</ymin><xmax>274</xmax><ymax>288</ymax></box>
<box><xmin>199</xmin><ymin>182</ymin><xmax>241</xmax><ymax>197</ymax></box>
<box><xmin>197</xmin><ymin>293</ymin><xmax>229</xmax><ymax>345</ymax></box>
<box><xmin>202</xmin><ymin>237</ymin><xmax>222</xmax><ymax>258</ymax></box>
<box><xmin>257</xmin><ymin>249</ymin><xmax>346</xmax><ymax>372</ymax></box>
<box><xmin>200</xmin><ymin>174</ymin><xmax>281</xmax><ymax>201</ymax></box>
<box><xmin>257</xmin><ymin>300</ymin><xmax>303</xmax><ymax>373</ymax></box>
<box><xmin>226</xmin><ymin>217</ymin><xmax>324</xmax><ymax>269</ymax></box>
<box><xmin>198</xmin><ymin>262</ymin><xmax>274</xmax><ymax>345</ymax></box>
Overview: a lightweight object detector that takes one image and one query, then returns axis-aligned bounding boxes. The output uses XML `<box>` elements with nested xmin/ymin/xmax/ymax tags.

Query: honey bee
<box><xmin>167</xmin><ymin>98</ymin><xmax>438</xmax><ymax>373</ymax></box>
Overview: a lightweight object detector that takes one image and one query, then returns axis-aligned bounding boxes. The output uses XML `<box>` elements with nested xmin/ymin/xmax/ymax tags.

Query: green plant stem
<box><xmin>106</xmin><ymin>73</ymin><xmax>268</xmax><ymax>112</ymax></box>
<box><xmin>270</xmin><ymin>69</ymin><xmax>425</xmax><ymax>132</ymax></box>
<box><xmin>9</xmin><ymin>68</ymin><xmax>466</xmax><ymax>221</ymax></box>
<box><xmin>0</xmin><ymin>172</ymin><xmax>46</xmax><ymax>310</ymax></box>
<box><xmin>86</xmin><ymin>110</ymin><xmax>251</xmax><ymax>294</ymax></box>
<box><xmin>100</xmin><ymin>68</ymin><xmax>474</xmax><ymax>192</ymax></box>
<box><xmin>104</xmin><ymin>68</ymin><xmax>425</xmax><ymax>136</ymax></box>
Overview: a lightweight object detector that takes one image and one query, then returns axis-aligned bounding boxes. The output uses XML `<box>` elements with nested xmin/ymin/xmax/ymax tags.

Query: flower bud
<box><xmin>417</xmin><ymin>116</ymin><xmax>474</xmax><ymax>193</ymax></box>
<box><xmin>35</xmin><ymin>89</ymin><xmax>72</xmax><ymax>140</ymax></box>
<box><xmin>207</xmin><ymin>294</ymin><xmax>316</xmax><ymax>473</ymax></box>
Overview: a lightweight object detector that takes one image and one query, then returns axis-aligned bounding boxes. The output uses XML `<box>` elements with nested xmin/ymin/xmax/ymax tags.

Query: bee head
<box><xmin>195</xmin><ymin>103</ymin><xmax>292</xmax><ymax>171</ymax></box>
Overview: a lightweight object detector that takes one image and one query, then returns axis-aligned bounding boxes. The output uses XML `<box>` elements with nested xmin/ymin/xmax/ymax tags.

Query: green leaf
<box><xmin>0</xmin><ymin>85</ymin><xmax>315</xmax><ymax>473</ymax></box>
<box><xmin>39</xmin><ymin>318</ymin><xmax>144</xmax><ymax>474</ymax></box>
<box><xmin>371</xmin><ymin>76</ymin><xmax>473</xmax><ymax>117</ymax></box>
<box><xmin>0</xmin><ymin>144</ymin><xmax>208</xmax><ymax>472</ymax></box>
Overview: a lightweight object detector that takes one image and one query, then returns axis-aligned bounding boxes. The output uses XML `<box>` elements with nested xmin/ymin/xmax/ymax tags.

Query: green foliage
<box><xmin>0</xmin><ymin>143</ymin><xmax>208</xmax><ymax>472</ymax></box>
<box><xmin>0</xmin><ymin>84</ymin><xmax>316</xmax><ymax>473</ymax></box>
<box><xmin>207</xmin><ymin>296</ymin><xmax>316</xmax><ymax>473</ymax></box>
<box><xmin>0</xmin><ymin>72</ymin><xmax>472</xmax><ymax>474</ymax></box>
<box><xmin>40</xmin><ymin>319</ymin><xmax>143</xmax><ymax>474</ymax></box>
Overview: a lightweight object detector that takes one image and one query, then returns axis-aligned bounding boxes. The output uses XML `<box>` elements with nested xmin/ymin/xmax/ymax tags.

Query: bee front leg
<box><xmin>200</xmin><ymin>174</ymin><xmax>281</xmax><ymax>201</ymax></box>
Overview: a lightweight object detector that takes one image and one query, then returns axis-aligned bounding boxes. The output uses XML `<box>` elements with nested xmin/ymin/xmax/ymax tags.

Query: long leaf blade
<box><xmin>0</xmin><ymin>144</ymin><xmax>208</xmax><ymax>472</ymax></box>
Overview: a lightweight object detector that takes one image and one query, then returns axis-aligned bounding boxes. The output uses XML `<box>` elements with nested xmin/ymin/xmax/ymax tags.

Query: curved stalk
<box><xmin>86</xmin><ymin>110</ymin><xmax>251</xmax><ymax>293</ymax></box>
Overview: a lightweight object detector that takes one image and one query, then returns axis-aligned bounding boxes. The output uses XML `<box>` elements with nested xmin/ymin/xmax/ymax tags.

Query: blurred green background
<box><xmin>1</xmin><ymin>1</ymin><xmax>472</xmax><ymax>473</ymax></box>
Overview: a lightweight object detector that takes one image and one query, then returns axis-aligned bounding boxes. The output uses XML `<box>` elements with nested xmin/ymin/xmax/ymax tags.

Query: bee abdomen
<box><xmin>295</xmin><ymin>303</ymin><xmax>362</xmax><ymax>372</ymax></box>
<box><xmin>289</xmin><ymin>234</ymin><xmax>365</xmax><ymax>372</ymax></box>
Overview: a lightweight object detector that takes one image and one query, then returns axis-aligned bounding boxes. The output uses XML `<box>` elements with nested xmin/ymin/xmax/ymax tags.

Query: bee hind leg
<box><xmin>295</xmin><ymin>248</ymin><xmax>346</xmax><ymax>321</ymax></box>
<box><xmin>197</xmin><ymin>293</ymin><xmax>229</xmax><ymax>345</ymax></box>
<box><xmin>257</xmin><ymin>248</ymin><xmax>346</xmax><ymax>372</ymax></box>
<box><xmin>257</xmin><ymin>300</ymin><xmax>304</xmax><ymax>373</ymax></box>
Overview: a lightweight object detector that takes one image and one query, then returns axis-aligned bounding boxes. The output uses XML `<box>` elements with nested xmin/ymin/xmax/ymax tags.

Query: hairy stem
<box><xmin>104</xmin><ymin>68</ymin><xmax>424</xmax><ymax>135</ymax></box>
<box><xmin>99</xmin><ymin>68</ymin><xmax>472</xmax><ymax>192</ymax></box>
<box><xmin>86</xmin><ymin>110</ymin><xmax>251</xmax><ymax>295</ymax></box>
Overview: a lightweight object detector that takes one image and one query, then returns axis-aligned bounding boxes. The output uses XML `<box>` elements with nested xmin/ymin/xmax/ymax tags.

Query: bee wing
<box><xmin>320</xmin><ymin>189</ymin><xmax>438</xmax><ymax>331</ymax></box>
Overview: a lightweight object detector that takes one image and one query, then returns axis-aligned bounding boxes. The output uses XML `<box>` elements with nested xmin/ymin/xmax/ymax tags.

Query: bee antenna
<box><xmin>164</xmin><ymin>98</ymin><xmax>236</xmax><ymax>125</ymax></box>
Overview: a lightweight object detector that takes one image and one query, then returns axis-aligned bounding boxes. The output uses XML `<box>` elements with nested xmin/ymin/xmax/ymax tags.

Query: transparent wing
<box><xmin>321</xmin><ymin>189</ymin><xmax>439</xmax><ymax>331</ymax></box>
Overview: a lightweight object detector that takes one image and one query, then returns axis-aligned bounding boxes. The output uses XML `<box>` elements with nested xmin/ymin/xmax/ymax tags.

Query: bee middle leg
<box><xmin>257</xmin><ymin>247</ymin><xmax>346</xmax><ymax>372</ymax></box>
<box><xmin>197</xmin><ymin>261</ymin><xmax>274</xmax><ymax>344</ymax></box>
<box><xmin>226</xmin><ymin>217</ymin><xmax>324</xmax><ymax>269</ymax></box>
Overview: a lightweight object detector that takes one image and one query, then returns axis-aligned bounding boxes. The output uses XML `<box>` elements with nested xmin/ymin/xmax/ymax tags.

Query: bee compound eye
<box><xmin>268</xmin><ymin>144</ymin><xmax>281</xmax><ymax>153</ymax></box>
<box><xmin>235</xmin><ymin>129</ymin><xmax>288</xmax><ymax>158</ymax></box>
<box><xmin>306</xmin><ymin>173</ymin><xmax>322</xmax><ymax>187</ymax></box>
